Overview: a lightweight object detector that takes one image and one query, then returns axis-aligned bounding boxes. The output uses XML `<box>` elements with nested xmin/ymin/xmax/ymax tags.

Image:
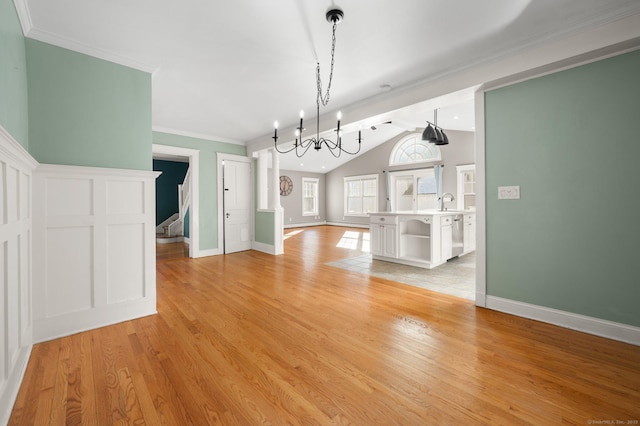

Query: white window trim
<box><xmin>302</xmin><ymin>177</ymin><xmax>319</xmax><ymax>216</ymax></box>
<box><xmin>344</xmin><ymin>173</ymin><xmax>379</xmax><ymax>217</ymax></box>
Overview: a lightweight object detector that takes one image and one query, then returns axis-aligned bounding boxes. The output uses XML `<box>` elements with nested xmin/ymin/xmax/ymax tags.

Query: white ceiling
<box><xmin>16</xmin><ymin>0</ymin><xmax>640</xmax><ymax>172</ymax></box>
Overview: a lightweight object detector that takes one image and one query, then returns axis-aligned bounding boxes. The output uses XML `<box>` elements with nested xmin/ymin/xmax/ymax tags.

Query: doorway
<box><xmin>152</xmin><ymin>144</ymin><xmax>200</xmax><ymax>258</ymax></box>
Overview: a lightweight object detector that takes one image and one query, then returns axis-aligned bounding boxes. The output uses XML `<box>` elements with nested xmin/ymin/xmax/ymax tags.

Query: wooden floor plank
<box><xmin>9</xmin><ymin>226</ymin><xmax>640</xmax><ymax>425</ymax></box>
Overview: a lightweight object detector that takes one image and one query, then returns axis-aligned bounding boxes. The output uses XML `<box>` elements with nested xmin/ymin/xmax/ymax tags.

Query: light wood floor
<box><xmin>10</xmin><ymin>226</ymin><xmax>640</xmax><ymax>424</ymax></box>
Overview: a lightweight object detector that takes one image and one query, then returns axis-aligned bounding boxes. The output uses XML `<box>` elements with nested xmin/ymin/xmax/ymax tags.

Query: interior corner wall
<box><xmin>25</xmin><ymin>39</ymin><xmax>152</xmax><ymax>171</ymax></box>
<box><xmin>152</xmin><ymin>131</ymin><xmax>246</xmax><ymax>252</ymax></box>
<box><xmin>0</xmin><ymin>0</ymin><xmax>29</xmax><ymax>149</ymax></box>
<box><xmin>484</xmin><ymin>49</ymin><xmax>640</xmax><ymax>328</ymax></box>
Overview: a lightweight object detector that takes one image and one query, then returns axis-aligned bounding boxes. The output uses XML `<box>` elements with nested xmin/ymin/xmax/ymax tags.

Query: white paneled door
<box><xmin>223</xmin><ymin>159</ymin><xmax>251</xmax><ymax>254</ymax></box>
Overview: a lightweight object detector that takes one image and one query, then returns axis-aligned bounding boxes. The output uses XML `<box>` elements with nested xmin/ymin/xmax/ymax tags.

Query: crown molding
<box><xmin>152</xmin><ymin>126</ymin><xmax>245</xmax><ymax>146</ymax></box>
<box><xmin>12</xmin><ymin>0</ymin><xmax>32</xmax><ymax>35</ymax></box>
<box><xmin>25</xmin><ymin>27</ymin><xmax>158</xmax><ymax>74</ymax></box>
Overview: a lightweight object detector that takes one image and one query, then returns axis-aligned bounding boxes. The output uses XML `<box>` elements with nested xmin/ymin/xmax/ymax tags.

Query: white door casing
<box><xmin>152</xmin><ymin>144</ymin><xmax>200</xmax><ymax>258</ymax></box>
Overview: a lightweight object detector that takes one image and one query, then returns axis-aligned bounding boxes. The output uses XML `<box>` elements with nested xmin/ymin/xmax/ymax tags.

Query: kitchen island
<box><xmin>369</xmin><ymin>210</ymin><xmax>475</xmax><ymax>269</ymax></box>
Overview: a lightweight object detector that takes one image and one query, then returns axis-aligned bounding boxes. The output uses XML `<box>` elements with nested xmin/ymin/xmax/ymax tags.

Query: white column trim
<box><xmin>474</xmin><ymin>91</ymin><xmax>487</xmax><ymax>307</ymax></box>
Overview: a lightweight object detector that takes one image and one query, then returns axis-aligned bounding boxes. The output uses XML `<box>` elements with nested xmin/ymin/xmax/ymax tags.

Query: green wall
<box><xmin>153</xmin><ymin>131</ymin><xmax>246</xmax><ymax>251</ymax></box>
<box><xmin>26</xmin><ymin>39</ymin><xmax>151</xmax><ymax>170</ymax></box>
<box><xmin>485</xmin><ymin>49</ymin><xmax>640</xmax><ymax>327</ymax></box>
<box><xmin>253</xmin><ymin>161</ymin><xmax>275</xmax><ymax>245</ymax></box>
<box><xmin>255</xmin><ymin>211</ymin><xmax>275</xmax><ymax>245</ymax></box>
<box><xmin>0</xmin><ymin>0</ymin><xmax>29</xmax><ymax>148</ymax></box>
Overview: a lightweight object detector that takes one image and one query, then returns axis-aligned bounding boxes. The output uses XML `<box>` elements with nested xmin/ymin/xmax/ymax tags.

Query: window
<box><xmin>302</xmin><ymin>177</ymin><xmax>319</xmax><ymax>216</ymax></box>
<box><xmin>389</xmin><ymin>134</ymin><xmax>441</xmax><ymax>166</ymax></box>
<box><xmin>344</xmin><ymin>174</ymin><xmax>378</xmax><ymax>216</ymax></box>
<box><xmin>389</xmin><ymin>168</ymin><xmax>440</xmax><ymax>212</ymax></box>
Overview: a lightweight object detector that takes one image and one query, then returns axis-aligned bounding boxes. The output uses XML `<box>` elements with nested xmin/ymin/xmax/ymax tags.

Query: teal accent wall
<box><xmin>26</xmin><ymin>39</ymin><xmax>151</xmax><ymax>170</ymax></box>
<box><xmin>153</xmin><ymin>131</ymin><xmax>246</xmax><ymax>251</ymax></box>
<box><xmin>153</xmin><ymin>159</ymin><xmax>189</xmax><ymax>225</ymax></box>
<box><xmin>0</xmin><ymin>0</ymin><xmax>29</xmax><ymax>148</ymax></box>
<box><xmin>485</xmin><ymin>49</ymin><xmax>640</xmax><ymax>327</ymax></box>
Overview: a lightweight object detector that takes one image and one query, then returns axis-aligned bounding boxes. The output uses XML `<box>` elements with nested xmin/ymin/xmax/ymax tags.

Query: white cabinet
<box><xmin>456</xmin><ymin>164</ymin><xmax>476</xmax><ymax>211</ymax></box>
<box><xmin>370</xmin><ymin>212</ymin><xmax>452</xmax><ymax>269</ymax></box>
<box><xmin>399</xmin><ymin>217</ymin><xmax>432</xmax><ymax>262</ymax></box>
<box><xmin>441</xmin><ymin>215</ymin><xmax>453</xmax><ymax>261</ymax></box>
<box><xmin>370</xmin><ymin>215</ymin><xmax>398</xmax><ymax>258</ymax></box>
<box><xmin>463</xmin><ymin>213</ymin><xmax>476</xmax><ymax>253</ymax></box>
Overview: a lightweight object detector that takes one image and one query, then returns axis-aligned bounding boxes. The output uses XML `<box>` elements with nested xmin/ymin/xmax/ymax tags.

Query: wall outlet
<box><xmin>498</xmin><ymin>186</ymin><xmax>520</xmax><ymax>200</ymax></box>
<box><xmin>289</xmin><ymin>217</ymin><xmax>292</xmax><ymax>222</ymax></box>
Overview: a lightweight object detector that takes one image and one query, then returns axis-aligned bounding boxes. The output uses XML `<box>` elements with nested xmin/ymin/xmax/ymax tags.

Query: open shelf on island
<box><xmin>403</xmin><ymin>233</ymin><xmax>430</xmax><ymax>239</ymax></box>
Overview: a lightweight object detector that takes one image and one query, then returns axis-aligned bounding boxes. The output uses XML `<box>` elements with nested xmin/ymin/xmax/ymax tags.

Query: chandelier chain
<box><xmin>316</xmin><ymin>21</ymin><xmax>338</xmax><ymax>107</ymax></box>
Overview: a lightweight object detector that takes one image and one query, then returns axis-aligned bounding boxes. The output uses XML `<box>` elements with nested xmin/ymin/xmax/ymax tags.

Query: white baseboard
<box><xmin>252</xmin><ymin>241</ymin><xmax>278</xmax><ymax>255</ymax></box>
<box><xmin>194</xmin><ymin>248</ymin><xmax>221</xmax><ymax>258</ymax></box>
<box><xmin>325</xmin><ymin>221</ymin><xmax>370</xmax><ymax>229</ymax></box>
<box><xmin>0</xmin><ymin>345</ymin><xmax>32</xmax><ymax>426</ymax></box>
<box><xmin>485</xmin><ymin>296</ymin><xmax>640</xmax><ymax>346</ymax></box>
<box><xmin>33</xmin><ymin>299</ymin><xmax>157</xmax><ymax>343</ymax></box>
<box><xmin>284</xmin><ymin>221</ymin><xmax>326</xmax><ymax>229</ymax></box>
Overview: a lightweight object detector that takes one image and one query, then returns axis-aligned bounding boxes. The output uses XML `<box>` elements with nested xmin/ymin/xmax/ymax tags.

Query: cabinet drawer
<box><xmin>463</xmin><ymin>214</ymin><xmax>475</xmax><ymax>223</ymax></box>
<box><xmin>441</xmin><ymin>216</ymin><xmax>453</xmax><ymax>225</ymax></box>
<box><xmin>370</xmin><ymin>215</ymin><xmax>398</xmax><ymax>224</ymax></box>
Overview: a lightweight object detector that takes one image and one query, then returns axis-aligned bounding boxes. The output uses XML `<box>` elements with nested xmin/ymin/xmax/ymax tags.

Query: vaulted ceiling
<box><xmin>14</xmin><ymin>0</ymin><xmax>640</xmax><ymax>172</ymax></box>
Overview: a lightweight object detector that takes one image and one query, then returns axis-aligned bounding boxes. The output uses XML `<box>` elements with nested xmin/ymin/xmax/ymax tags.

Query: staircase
<box><xmin>156</xmin><ymin>167</ymin><xmax>191</xmax><ymax>244</ymax></box>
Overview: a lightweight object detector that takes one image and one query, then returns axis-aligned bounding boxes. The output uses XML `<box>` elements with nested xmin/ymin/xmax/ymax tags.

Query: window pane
<box><xmin>363</xmin><ymin>179</ymin><xmax>376</xmax><ymax>196</ymax></box>
<box><xmin>390</xmin><ymin>133</ymin><xmax>441</xmax><ymax>165</ymax></box>
<box><xmin>303</xmin><ymin>197</ymin><xmax>314</xmax><ymax>213</ymax></box>
<box><xmin>348</xmin><ymin>181</ymin><xmax>362</xmax><ymax>197</ymax></box>
<box><xmin>363</xmin><ymin>196</ymin><xmax>377</xmax><ymax>213</ymax></box>
<box><xmin>347</xmin><ymin>197</ymin><xmax>362</xmax><ymax>214</ymax></box>
<box><xmin>395</xmin><ymin>177</ymin><xmax>413</xmax><ymax>211</ymax></box>
<box><xmin>417</xmin><ymin>175</ymin><xmax>436</xmax><ymax>194</ymax></box>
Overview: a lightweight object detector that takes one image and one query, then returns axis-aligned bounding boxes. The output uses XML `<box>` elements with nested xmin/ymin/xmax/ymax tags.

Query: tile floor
<box><xmin>327</xmin><ymin>252</ymin><xmax>476</xmax><ymax>300</ymax></box>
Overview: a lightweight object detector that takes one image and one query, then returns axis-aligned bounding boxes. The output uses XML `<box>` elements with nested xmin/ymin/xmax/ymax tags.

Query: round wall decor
<box><xmin>279</xmin><ymin>175</ymin><xmax>293</xmax><ymax>196</ymax></box>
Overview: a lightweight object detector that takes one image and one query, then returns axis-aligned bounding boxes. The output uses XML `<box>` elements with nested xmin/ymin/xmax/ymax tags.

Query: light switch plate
<box><xmin>498</xmin><ymin>186</ymin><xmax>520</xmax><ymax>199</ymax></box>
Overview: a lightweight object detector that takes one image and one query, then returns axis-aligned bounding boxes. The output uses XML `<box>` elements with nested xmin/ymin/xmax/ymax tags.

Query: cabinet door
<box><xmin>464</xmin><ymin>221</ymin><xmax>476</xmax><ymax>252</ymax></box>
<box><xmin>383</xmin><ymin>225</ymin><xmax>397</xmax><ymax>258</ymax></box>
<box><xmin>370</xmin><ymin>224</ymin><xmax>384</xmax><ymax>256</ymax></box>
<box><xmin>441</xmin><ymin>225</ymin><xmax>453</xmax><ymax>260</ymax></box>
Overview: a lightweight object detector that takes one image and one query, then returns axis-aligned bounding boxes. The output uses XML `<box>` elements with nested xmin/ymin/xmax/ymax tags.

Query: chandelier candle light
<box><xmin>273</xmin><ymin>7</ymin><xmax>362</xmax><ymax>158</ymax></box>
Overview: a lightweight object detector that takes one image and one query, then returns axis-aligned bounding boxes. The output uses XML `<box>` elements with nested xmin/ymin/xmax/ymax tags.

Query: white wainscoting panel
<box><xmin>0</xmin><ymin>126</ymin><xmax>37</xmax><ymax>426</ymax></box>
<box><xmin>33</xmin><ymin>164</ymin><xmax>160</xmax><ymax>343</ymax></box>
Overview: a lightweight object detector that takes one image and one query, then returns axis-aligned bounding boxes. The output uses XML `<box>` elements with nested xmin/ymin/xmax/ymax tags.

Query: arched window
<box><xmin>389</xmin><ymin>133</ymin><xmax>441</xmax><ymax>166</ymax></box>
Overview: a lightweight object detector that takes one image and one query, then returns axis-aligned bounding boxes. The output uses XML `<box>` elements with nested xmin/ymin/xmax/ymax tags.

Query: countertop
<box><xmin>369</xmin><ymin>210</ymin><xmax>475</xmax><ymax>216</ymax></box>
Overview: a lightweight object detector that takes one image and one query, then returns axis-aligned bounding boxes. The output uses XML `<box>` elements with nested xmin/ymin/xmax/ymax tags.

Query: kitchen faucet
<box><xmin>440</xmin><ymin>192</ymin><xmax>455</xmax><ymax>211</ymax></box>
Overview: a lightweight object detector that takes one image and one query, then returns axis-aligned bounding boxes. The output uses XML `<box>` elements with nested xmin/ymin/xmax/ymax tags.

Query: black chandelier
<box><xmin>422</xmin><ymin>109</ymin><xmax>449</xmax><ymax>145</ymax></box>
<box><xmin>273</xmin><ymin>7</ymin><xmax>362</xmax><ymax>158</ymax></box>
